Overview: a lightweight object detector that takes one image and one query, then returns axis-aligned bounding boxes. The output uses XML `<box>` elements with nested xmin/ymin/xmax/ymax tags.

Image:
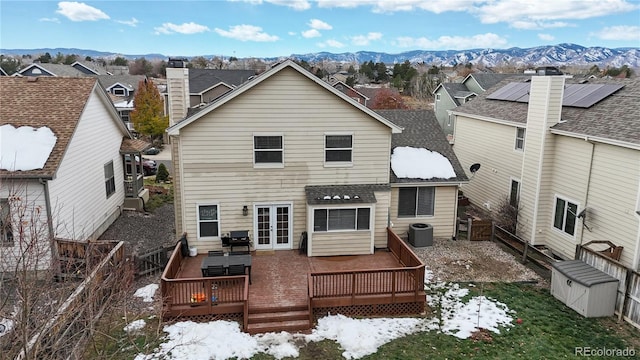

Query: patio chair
<box><xmin>208</xmin><ymin>250</ymin><xmax>224</xmax><ymax>256</ymax></box>
<box><xmin>227</xmin><ymin>264</ymin><xmax>246</xmax><ymax>276</ymax></box>
<box><xmin>229</xmin><ymin>250</ymin><xmax>249</xmax><ymax>255</ymax></box>
<box><xmin>205</xmin><ymin>265</ymin><xmax>225</xmax><ymax>277</ymax></box>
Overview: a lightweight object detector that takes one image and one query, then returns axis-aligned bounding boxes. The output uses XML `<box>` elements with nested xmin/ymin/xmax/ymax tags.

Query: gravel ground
<box><xmin>99</xmin><ymin>203</ymin><xmax>177</xmax><ymax>255</ymax></box>
<box><xmin>410</xmin><ymin>238</ymin><xmax>545</xmax><ymax>284</ymax></box>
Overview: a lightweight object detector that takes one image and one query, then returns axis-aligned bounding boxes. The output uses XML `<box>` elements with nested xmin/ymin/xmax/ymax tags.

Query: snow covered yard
<box><xmin>129</xmin><ymin>270</ymin><xmax>516</xmax><ymax>360</ymax></box>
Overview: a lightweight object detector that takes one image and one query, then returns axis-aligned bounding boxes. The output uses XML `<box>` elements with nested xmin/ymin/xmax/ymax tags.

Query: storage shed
<box><xmin>550</xmin><ymin>260</ymin><xmax>618</xmax><ymax>318</ymax></box>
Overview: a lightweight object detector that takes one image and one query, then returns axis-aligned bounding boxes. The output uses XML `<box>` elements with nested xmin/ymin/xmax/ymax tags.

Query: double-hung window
<box><xmin>314</xmin><ymin>207</ymin><xmax>370</xmax><ymax>232</ymax></box>
<box><xmin>398</xmin><ymin>187</ymin><xmax>435</xmax><ymax>217</ymax></box>
<box><xmin>1</xmin><ymin>199</ymin><xmax>13</xmax><ymax>246</ymax></box>
<box><xmin>254</xmin><ymin>135</ymin><xmax>283</xmax><ymax>166</ymax></box>
<box><xmin>197</xmin><ymin>204</ymin><xmax>220</xmax><ymax>238</ymax></box>
<box><xmin>325</xmin><ymin>134</ymin><xmax>353</xmax><ymax>164</ymax></box>
<box><xmin>515</xmin><ymin>127</ymin><xmax>525</xmax><ymax>151</ymax></box>
<box><xmin>553</xmin><ymin>196</ymin><xmax>578</xmax><ymax>236</ymax></box>
<box><xmin>104</xmin><ymin>161</ymin><xmax>115</xmax><ymax>197</ymax></box>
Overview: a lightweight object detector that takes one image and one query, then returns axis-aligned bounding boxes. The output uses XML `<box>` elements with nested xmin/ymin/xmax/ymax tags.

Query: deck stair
<box><xmin>246</xmin><ymin>304</ymin><xmax>312</xmax><ymax>334</ymax></box>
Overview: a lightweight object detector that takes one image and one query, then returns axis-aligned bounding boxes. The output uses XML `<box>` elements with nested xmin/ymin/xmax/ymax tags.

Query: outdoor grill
<box><xmin>222</xmin><ymin>230</ymin><xmax>251</xmax><ymax>252</ymax></box>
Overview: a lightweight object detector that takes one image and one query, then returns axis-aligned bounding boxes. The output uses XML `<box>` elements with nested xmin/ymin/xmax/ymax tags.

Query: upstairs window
<box><xmin>254</xmin><ymin>135</ymin><xmax>283</xmax><ymax>165</ymax></box>
<box><xmin>515</xmin><ymin>127</ymin><xmax>526</xmax><ymax>151</ymax></box>
<box><xmin>553</xmin><ymin>196</ymin><xmax>578</xmax><ymax>236</ymax></box>
<box><xmin>398</xmin><ymin>187</ymin><xmax>435</xmax><ymax>217</ymax></box>
<box><xmin>104</xmin><ymin>161</ymin><xmax>115</xmax><ymax>197</ymax></box>
<box><xmin>325</xmin><ymin>134</ymin><xmax>353</xmax><ymax>163</ymax></box>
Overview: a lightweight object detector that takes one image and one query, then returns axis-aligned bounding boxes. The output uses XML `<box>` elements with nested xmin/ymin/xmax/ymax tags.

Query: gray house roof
<box><xmin>18</xmin><ymin>63</ymin><xmax>89</xmax><ymax>77</ymax></box>
<box><xmin>466</xmin><ymin>73</ymin><xmax>526</xmax><ymax>91</ymax></box>
<box><xmin>453</xmin><ymin>77</ymin><xmax>640</xmax><ymax>147</ymax></box>
<box><xmin>375</xmin><ymin>109</ymin><xmax>468</xmax><ymax>184</ymax></box>
<box><xmin>441</xmin><ymin>83</ymin><xmax>470</xmax><ymax>106</ymax></box>
<box><xmin>97</xmin><ymin>74</ymin><xmax>146</xmax><ymax>91</ymax></box>
<box><xmin>188</xmin><ymin>69</ymin><xmax>256</xmax><ymax>94</ymax></box>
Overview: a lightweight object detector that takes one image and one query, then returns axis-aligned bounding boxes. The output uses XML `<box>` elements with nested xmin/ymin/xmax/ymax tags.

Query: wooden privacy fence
<box><xmin>576</xmin><ymin>244</ymin><xmax>640</xmax><ymax>330</ymax></box>
<box><xmin>469</xmin><ymin>219</ymin><xmax>493</xmax><ymax>241</ymax></box>
<box><xmin>134</xmin><ymin>245</ymin><xmax>172</xmax><ymax>276</ymax></box>
<box><xmin>55</xmin><ymin>239</ymin><xmax>121</xmax><ymax>280</ymax></box>
<box><xmin>17</xmin><ymin>241</ymin><xmax>129</xmax><ymax>360</ymax></box>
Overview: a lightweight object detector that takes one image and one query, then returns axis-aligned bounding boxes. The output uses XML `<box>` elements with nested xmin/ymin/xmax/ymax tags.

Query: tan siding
<box><xmin>373</xmin><ymin>191</ymin><xmax>390</xmax><ymax>248</ymax></box>
<box><xmin>178</xmin><ymin>67</ymin><xmax>392</xmax><ymax>251</ymax></box>
<box><xmin>311</xmin><ymin>232</ymin><xmax>372</xmax><ymax>256</ymax></box>
<box><xmin>47</xmin><ymin>91</ymin><xmax>125</xmax><ymax>241</ymax></box>
<box><xmin>389</xmin><ymin>186</ymin><xmax>457</xmax><ymax>239</ymax></box>
<box><xmin>453</xmin><ymin>116</ymin><xmax>523</xmax><ymax>212</ymax></box>
<box><xmin>171</xmin><ymin>138</ymin><xmax>184</xmax><ymax>236</ymax></box>
<box><xmin>580</xmin><ymin>144</ymin><xmax>640</xmax><ymax>269</ymax></box>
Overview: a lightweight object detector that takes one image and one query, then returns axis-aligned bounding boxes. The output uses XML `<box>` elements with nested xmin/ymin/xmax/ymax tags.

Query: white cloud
<box><xmin>214</xmin><ymin>24</ymin><xmax>279</xmax><ymax>42</ymax></box>
<box><xmin>538</xmin><ymin>33</ymin><xmax>555</xmax><ymax>41</ymax></box>
<box><xmin>232</xmin><ymin>0</ymin><xmax>311</xmax><ymax>10</ymax></box>
<box><xmin>115</xmin><ymin>17</ymin><xmax>139</xmax><ymax>27</ymax></box>
<box><xmin>318</xmin><ymin>39</ymin><xmax>346</xmax><ymax>48</ymax></box>
<box><xmin>351</xmin><ymin>32</ymin><xmax>383</xmax><ymax>46</ymax></box>
<box><xmin>394</xmin><ymin>33</ymin><xmax>508</xmax><ymax>50</ymax></box>
<box><xmin>56</xmin><ymin>1</ymin><xmax>109</xmax><ymax>22</ymax></box>
<box><xmin>308</xmin><ymin>19</ymin><xmax>332</xmax><ymax>30</ymax></box>
<box><xmin>302</xmin><ymin>29</ymin><xmax>321</xmax><ymax>38</ymax></box>
<box><xmin>154</xmin><ymin>22</ymin><xmax>210</xmax><ymax>35</ymax></box>
<box><xmin>288</xmin><ymin>31</ymin><xmax>297</xmax><ymax>36</ymax></box>
<box><xmin>591</xmin><ymin>25</ymin><xmax>640</xmax><ymax>41</ymax></box>
<box><xmin>510</xmin><ymin>20</ymin><xmax>572</xmax><ymax>30</ymax></box>
<box><xmin>39</xmin><ymin>17</ymin><xmax>60</xmax><ymax>23</ymax></box>
<box><xmin>315</xmin><ymin>0</ymin><xmax>476</xmax><ymax>13</ymax></box>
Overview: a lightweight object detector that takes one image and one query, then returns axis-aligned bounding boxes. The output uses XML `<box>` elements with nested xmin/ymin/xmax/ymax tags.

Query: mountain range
<box><xmin>1</xmin><ymin>43</ymin><xmax>638</xmax><ymax>68</ymax></box>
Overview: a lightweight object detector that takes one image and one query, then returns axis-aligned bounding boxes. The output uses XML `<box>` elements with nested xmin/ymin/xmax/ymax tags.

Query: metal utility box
<box><xmin>550</xmin><ymin>260</ymin><xmax>618</xmax><ymax>317</ymax></box>
<box><xmin>408</xmin><ymin>223</ymin><xmax>433</xmax><ymax>247</ymax></box>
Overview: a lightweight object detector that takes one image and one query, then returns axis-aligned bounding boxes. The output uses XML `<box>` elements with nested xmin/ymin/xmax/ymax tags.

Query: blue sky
<box><xmin>1</xmin><ymin>0</ymin><xmax>639</xmax><ymax>58</ymax></box>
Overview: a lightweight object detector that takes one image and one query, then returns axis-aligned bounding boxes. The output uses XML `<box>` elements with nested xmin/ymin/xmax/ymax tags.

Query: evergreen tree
<box><xmin>130</xmin><ymin>79</ymin><xmax>169</xmax><ymax>143</ymax></box>
<box><xmin>155</xmin><ymin>163</ymin><xmax>169</xmax><ymax>182</ymax></box>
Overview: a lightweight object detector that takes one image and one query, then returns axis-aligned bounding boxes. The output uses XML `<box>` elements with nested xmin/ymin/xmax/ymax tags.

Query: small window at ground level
<box><xmin>398</xmin><ymin>187</ymin><xmax>435</xmax><ymax>217</ymax></box>
<box><xmin>553</xmin><ymin>196</ymin><xmax>577</xmax><ymax>236</ymax></box>
<box><xmin>198</xmin><ymin>204</ymin><xmax>219</xmax><ymax>237</ymax></box>
<box><xmin>313</xmin><ymin>207</ymin><xmax>370</xmax><ymax>232</ymax></box>
<box><xmin>104</xmin><ymin>161</ymin><xmax>115</xmax><ymax>197</ymax></box>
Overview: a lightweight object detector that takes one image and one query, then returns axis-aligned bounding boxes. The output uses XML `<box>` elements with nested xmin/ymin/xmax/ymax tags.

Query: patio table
<box><xmin>201</xmin><ymin>254</ymin><xmax>252</xmax><ymax>284</ymax></box>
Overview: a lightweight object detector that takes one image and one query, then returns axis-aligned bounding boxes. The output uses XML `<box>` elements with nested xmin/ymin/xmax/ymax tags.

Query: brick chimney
<box><xmin>165</xmin><ymin>58</ymin><xmax>190</xmax><ymax>127</ymax></box>
<box><xmin>518</xmin><ymin>75</ymin><xmax>565</xmax><ymax>245</ymax></box>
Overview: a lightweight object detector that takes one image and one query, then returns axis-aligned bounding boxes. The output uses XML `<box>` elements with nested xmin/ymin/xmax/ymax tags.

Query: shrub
<box><xmin>155</xmin><ymin>163</ymin><xmax>169</xmax><ymax>183</ymax></box>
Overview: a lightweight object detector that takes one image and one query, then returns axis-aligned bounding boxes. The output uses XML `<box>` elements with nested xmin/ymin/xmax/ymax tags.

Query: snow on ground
<box><xmin>0</xmin><ymin>317</ymin><xmax>14</xmax><ymax>338</ymax></box>
<box><xmin>133</xmin><ymin>273</ymin><xmax>515</xmax><ymax>360</ymax></box>
<box><xmin>125</xmin><ymin>319</ymin><xmax>147</xmax><ymax>333</ymax></box>
<box><xmin>133</xmin><ymin>283</ymin><xmax>158</xmax><ymax>303</ymax></box>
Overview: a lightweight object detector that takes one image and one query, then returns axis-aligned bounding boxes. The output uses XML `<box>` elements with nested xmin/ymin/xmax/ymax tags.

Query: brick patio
<box><xmin>177</xmin><ymin>249</ymin><xmax>403</xmax><ymax>312</ymax></box>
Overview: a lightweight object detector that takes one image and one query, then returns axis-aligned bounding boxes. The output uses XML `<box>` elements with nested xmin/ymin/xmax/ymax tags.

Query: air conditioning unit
<box><xmin>408</xmin><ymin>223</ymin><xmax>433</xmax><ymax>247</ymax></box>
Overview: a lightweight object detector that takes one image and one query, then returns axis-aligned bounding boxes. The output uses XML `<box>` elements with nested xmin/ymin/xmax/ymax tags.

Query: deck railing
<box><xmin>309</xmin><ymin>228</ymin><xmax>425</xmax><ymax>307</ymax></box>
<box><xmin>161</xmin><ymin>241</ymin><xmax>249</xmax><ymax>328</ymax></box>
<box><xmin>124</xmin><ymin>174</ymin><xmax>144</xmax><ymax>198</ymax></box>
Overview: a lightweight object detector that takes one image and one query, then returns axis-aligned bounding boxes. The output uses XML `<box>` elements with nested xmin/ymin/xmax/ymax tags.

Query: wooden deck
<box><xmin>162</xmin><ymin>229</ymin><xmax>426</xmax><ymax>333</ymax></box>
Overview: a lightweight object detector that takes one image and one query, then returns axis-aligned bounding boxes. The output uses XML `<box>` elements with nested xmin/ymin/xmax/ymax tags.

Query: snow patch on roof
<box><xmin>0</xmin><ymin>124</ymin><xmax>57</xmax><ymax>171</ymax></box>
<box><xmin>391</xmin><ymin>146</ymin><xmax>456</xmax><ymax>179</ymax></box>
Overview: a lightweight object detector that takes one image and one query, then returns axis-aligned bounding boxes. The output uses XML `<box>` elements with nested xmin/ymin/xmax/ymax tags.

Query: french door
<box><xmin>254</xmin><ymin>204</ymin><xmax>292</xmax><ymax>250</ymax></box>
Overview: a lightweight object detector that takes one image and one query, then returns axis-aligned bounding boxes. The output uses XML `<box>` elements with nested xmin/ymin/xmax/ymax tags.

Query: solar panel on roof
<box><xmin>486</xmin><ymin>82</ymin><xmax>530</xmax><ymax>101</ymax></box>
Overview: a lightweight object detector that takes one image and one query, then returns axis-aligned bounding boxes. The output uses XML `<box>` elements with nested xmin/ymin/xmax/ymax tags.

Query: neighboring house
<box><xmin>163</xmin><ymin>61</ymin><xmax>256</xmax><ymax>121</ymax></box>
<box><xmin>376</xmin><ymin>110</ymin><xmax>468</xmax><ymax>239</ymax></box>
<box><xmin>15</xmin><ymin>63</ymin><xmax>90</xmax><ymax>77</ymax></box>
<box><xmin>331</xmin><ymin>80</ymin><xmax>369</xmax><ymax>106</ymax></box>
<box><xmin>70</xmin><ymin>61</ymin><xmax>108</xmax><ymax>75</ymax></box>
<box><xmin>0</xmin><ymin>67</ymin><xmax>7</xmax><ymax>76</ymax></box>
<box><xmin>97</xmin><ymin>74</ymin><xmax>147</xmax><ymax>131</ymax></box>
<box><xmin>451</xmin><ymin>75</ymin><xmax>640</xmax><ymax>271</ymax></box>
<box><xmin>0</xmin><ymin>76</ymin><xmax>149</xmax><ymax>271</ymax></box>
<box><xmin>165</xmin><ymin>60</ymin><xmax>465</xmax><ymax>256</ymax></box>
<box><xmin>433</xmin><ymin>73</ymin><xmax>527</xmax><ymax>139</ymax></box>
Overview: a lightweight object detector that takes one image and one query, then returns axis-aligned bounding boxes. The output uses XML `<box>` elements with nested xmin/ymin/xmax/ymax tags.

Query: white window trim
<box><xmin>435</xmin><ymin>93</ymin><xmax>441</xmax><ymax>101</ymax></box>
<box><xmin>398</xmin><ymin>186</ymin><xmax>436</xmax><ymax>218</ymax></box>
<box><xmin>112</xmin><ymin>87</ymin><xmax>127</xmax><ymax>96</ymax></box>
<box><xmin>514</xmin><ymin>127</ymin><xmax>525</xmax><ymax>152</ymax></box>
<box><xmin>196</xmin><ymin>202</ymin><xmax>221</xmax><ymax>239</ymax></box>
<box><xmin>104</xmin><ymin>161</ymin><xmax>115</xmax><ymax>198</ymax></box>
<box><xmin>551</xmin><ymin>194</ymin><xmax>579</xmax><ymax>239</ymax></box>
<box><xmin>253</xmin><ymin>133</ymin><xmax>284</xmax><ymax>169</ymax></box>
<box><xmin>324</xmin><ymin>132</ymin><xmax>354</xmax><ymax>168</ymax></box>
<box><xmin>312</xmin><ymin>205</ymin><xmax>372</xmax><ymax>233</ymax></box>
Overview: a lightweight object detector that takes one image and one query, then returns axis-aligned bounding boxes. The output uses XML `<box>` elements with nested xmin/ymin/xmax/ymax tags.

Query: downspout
<box><xmin>39</xmin><ymin>178</ymin><xmax>55</xmax><ymax>269</ymax></box>
<box><xmin>578</xmin><ymin>138</ymin><xmax>595</xmax><ymax>249</ymax></box>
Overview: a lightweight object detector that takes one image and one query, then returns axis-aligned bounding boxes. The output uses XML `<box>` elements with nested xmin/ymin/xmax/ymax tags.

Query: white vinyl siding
<box><xmin>47</xmin><ymin>90</ymin><xmax>126</xmax><ymax>241</ymax></box>
<box><xmin>176</xmin><ymin>67</ymin><xmax>393</xmax><ymax>250</ymax></box>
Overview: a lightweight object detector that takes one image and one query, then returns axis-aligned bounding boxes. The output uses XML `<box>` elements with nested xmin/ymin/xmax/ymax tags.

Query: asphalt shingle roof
<box><xmin>453</xmin><ymin>77</ymin><xmax>640</xmax><ymax>146</ymax></box>
<box><xmin>20</xmin><ymin>63</ymin><xmax>89</xmax><ymax>77</ymax></box>
<box><xmin>97</xmin><ymin>75</ymin><xmax>147</xmax><ymax>91</ymax></box>
<box><xmin>468</xmin><ymin>73</ymin><xmax>527</xmax><ymax>91</ymax></box>
<box><xmin>1</xmin><ymin>77</ymin><xmax>99</xmax><ymax>178</ymax></box>
<box><xmin>305</xmin><ymin>184</ymin><xmax>390</xmax><ymax>205</ymax></box>
<box><xmin>188</xmin><ymin>69</ymin><xmax>256</xmax><ymax>94</ymax></box>
<box><xmin>375</xmin><ymin>109</ymin><xmax>468</xmax><ymax>184</ymax></box>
